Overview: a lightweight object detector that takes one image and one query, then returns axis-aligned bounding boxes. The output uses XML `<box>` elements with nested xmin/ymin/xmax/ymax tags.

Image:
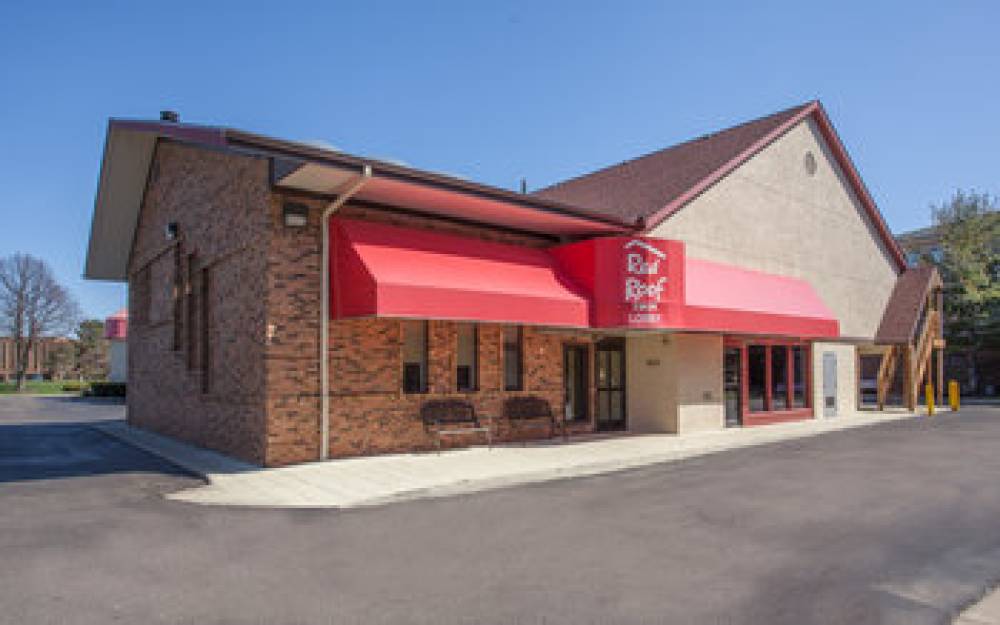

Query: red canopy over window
<box><xmin>330</xmin><ymin>218</ymin><xmax>589</xmax><ymax>327</ymax></box>
<box><xmin>330</xmin><ymin>219</ymin><xmax>839</xmax><ymax>339</ymax></box>
<box><xmin>682</xmin><ymin>258</ymin><xmax>839</xmax><ymax>338</ymax></box>
<box><xmin>549</xmin><ymin>236</ymin><xmax>838</xmax><ymax>338</ymax></box>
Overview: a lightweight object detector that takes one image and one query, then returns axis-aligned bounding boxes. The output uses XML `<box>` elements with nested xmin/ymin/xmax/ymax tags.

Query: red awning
<box><xmin>682</xmin><ymin>258</ymin><xmax>838</xmax><ymax>338</ymax></box>
<box><xmin>330</xmin><ymin>218</ymin><xmax>589</xmax><ymax>327</ymax></box>
<box><xmin>331</xmin><ymin>222</ymin><xmax>838</xmax><ymax>338</ymax></box>
<box><xmin>549</xmin><ymin>236</ymin><xmax>838</xmax><ymax>338</ymax></box>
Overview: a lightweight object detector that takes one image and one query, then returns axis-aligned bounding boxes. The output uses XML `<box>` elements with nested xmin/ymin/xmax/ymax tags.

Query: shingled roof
<box><xmin>534</xmin><ymin>103</ymin><xmax>812</xmax><ymax>225</ymax></box>
<box><xmin>875</xmin><ymin>266</ymin><xmax>942</xmax><ymax>344</ymax></box>
<box><xmin>533</xmin><ymin>101</ymin><xmax>907</xmax><ymax>271</ymax></box>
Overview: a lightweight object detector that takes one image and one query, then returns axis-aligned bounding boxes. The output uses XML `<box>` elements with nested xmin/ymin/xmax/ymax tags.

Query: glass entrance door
<box><xmin>595</xmin><ymin>338</ymin><xmax>626</xmax><ymax>431</ymax></box>
<box><xmin>724</xmin><ymin>347</ymin><xmax>742</xmax><ymax>426</ymax></box>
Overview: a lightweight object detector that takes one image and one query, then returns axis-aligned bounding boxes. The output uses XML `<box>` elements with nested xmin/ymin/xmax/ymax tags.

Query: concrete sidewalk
<box><xmin>95</xmin><ymin>409</ymin><xmax>929</xmax><ymax>509</ymax></box>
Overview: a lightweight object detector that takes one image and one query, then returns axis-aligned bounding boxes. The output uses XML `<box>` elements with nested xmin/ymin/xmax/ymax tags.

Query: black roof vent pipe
<box><xmin>160</xmin><ymin>110</ymin><xmax>179</xmax><ymax>123</ymax></box>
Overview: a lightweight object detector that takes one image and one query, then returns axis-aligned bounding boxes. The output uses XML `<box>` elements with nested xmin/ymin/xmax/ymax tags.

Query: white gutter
<box><xmin>320</xmin><ymin>165</ymin><xmax>372</xmax><ymax>460</ymax></box>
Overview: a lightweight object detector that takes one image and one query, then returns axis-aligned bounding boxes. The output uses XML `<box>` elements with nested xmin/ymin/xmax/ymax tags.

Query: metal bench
<box><xmin>420</xmin><ymin>399</ymin><xmax>492</xmax><ymax>452</ymax></box>
<box><xmin>502</xmin><ymin>396</ymin><xmax>565</xmax><ymax>441</ymax></box>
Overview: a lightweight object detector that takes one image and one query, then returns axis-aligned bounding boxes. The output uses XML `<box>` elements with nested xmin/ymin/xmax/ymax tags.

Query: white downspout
<box><xmin>320</xmin><ymin>165</ymin><xmax>372</xmax><ymax>460</ymax></box>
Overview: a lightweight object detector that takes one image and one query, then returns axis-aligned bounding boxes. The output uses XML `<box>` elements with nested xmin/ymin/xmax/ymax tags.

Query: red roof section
<box><xmin>534</xmin><ymin>101</ymin><xmax>906</xmax><ymax>271</ymax></box>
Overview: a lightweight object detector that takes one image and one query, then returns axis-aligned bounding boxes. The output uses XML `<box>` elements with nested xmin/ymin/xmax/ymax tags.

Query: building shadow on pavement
<box><xmin>0</xmin><ymin>420</ymin><xmax>198</xmax><ymax>484</ymax></box>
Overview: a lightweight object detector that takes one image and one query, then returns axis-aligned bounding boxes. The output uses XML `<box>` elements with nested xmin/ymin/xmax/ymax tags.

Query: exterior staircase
<box><xmin>875</xmin><ymin>266</ymin><xmax>944</xmax><ymax>411</ymax></box>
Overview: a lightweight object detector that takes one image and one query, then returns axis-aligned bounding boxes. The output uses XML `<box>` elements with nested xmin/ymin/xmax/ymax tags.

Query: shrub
<box><xmin>88</xmin><ymin>382</ymin><xmax>126</xmax><ymax>397</ymax></box>
<box><xmin>60</xmin><ymin>381</ymin><xmax>87</xmax><ymax>392</ymax></box>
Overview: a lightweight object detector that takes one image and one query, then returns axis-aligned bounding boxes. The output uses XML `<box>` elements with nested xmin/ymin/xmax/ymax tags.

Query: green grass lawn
<box><xmin>0</xmin><ymin>380</ymin><xmax>82</xmax><ymax>395</ymax></box>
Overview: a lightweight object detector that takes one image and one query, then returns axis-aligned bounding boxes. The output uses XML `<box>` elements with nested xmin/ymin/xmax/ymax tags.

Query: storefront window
<box><xmin>792</xmin><ymin>346</ymin><xmax>807</xmax><ymax>408</ymax></box>
<box><xmin>503</xmin><ymin>326</ymin><xmax>523</xmax><ymax>391</ymax></box>
<box><xmin>748</xmin><ymin>345</ymin><xmax>766</xmax><ymax>411</ymax></box>
<box><xmin>732</xmin><ymin>341</ymin><xmax>810</xmax><ymax>417</ymax></box>
<box><xmin>456</xmin><ymin>324</ymin><xmax>478</xmax><ymax>391</ymax></box>
<box><xmin>771</xmin><ymin>346</ymin><xmax>788</xmax><ymax>410</ymax></box>
<box><xmin>402</xmin><ymin>320</ymin><xmax>428</xmax><ymax>393</ymax></box>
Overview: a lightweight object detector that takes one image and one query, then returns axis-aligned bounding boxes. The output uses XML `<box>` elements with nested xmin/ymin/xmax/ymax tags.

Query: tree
<box><xmin>45</xmin><ymin>340</ymin><xmax>77</xmax><ymax>381</ymax></box>
<box><xmin>930</xmin><ymin>191</ymin><xmax>1000</xmax><ymax>391</ymax></box>
<box><xmin>75</xmin><ymin>319</ymin><xmax>109</xmax><ymax>381</ymax></box>
<box><xmin>0</xmin><ymin>254</ymin><xmax>80</xmax><ymax>391</ymax></box>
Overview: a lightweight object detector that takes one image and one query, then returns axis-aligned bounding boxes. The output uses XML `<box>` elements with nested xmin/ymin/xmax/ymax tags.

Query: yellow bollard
<box><xmin>949</xmin><ymin>380</ymin><xmax>960</xmax><ymax>412</ymax></box>
<box><xmin>925</xmin><ymin>383</ymin><xmax>935</xmax><ymax>416</ymax></box>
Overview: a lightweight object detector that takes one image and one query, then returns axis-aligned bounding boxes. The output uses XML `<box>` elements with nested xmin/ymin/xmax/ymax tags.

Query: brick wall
<box><xmin>265</xmin><ymin>195</ymin><xmax>598</xmax><ymax>465</ymax></box>
<box><xmin>325</xmin><ymin>319</ymin><xmax>597</xmax><ymax>458</ymax></box>
<box><xmin>129</xmin><ymin>146</ymin><xmax>600</xmax><ymax>467</ymax></box>
<box><xmin>127</xmin><ymin>141</ymin><xmax>271</xmax><ymax>464</ymax></box>
<box><xmin>263</xmin><ymin>193</ymin><xmax>323</xmax><ymax>466</ymax></box>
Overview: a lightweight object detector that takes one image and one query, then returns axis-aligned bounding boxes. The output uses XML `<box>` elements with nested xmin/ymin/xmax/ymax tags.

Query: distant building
<box><xmin>0</xmin><ymin>337</ymin><xmax>74</xmax><ymax>383</ymax></box>
<box><xmin>105</xmin><ymin>309</ymin><xmax>128</xmax><ymax>383</ymax></box>
<box><xmin>896</xmin><ymin>224</ymin><xmax>945</xmax><ymax>268</ymax></box>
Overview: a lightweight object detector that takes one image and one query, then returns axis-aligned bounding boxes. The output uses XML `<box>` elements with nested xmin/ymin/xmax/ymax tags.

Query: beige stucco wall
<box><xmin>639</xmin><ymin>117</ymin><xmax>901</xmax><ymax>420</ymax></box>
<box><xmin>673</xmin><ymin>334</ymin><xmax>725</xmax><ymax>431</ymax></box>
<box><xmin>627</xmin><ymin>334</ymin><xmax>676</xmax><ymax>432</ymax></box>
<box><xmin>647</xmin><ymin>117</ymin><xmax>899</xmax><ymax>341</ymax></box>
<box><xmin>627</xmin><ymin>333</ymin><xmax>724</xmax><ymax>433</ymax></box>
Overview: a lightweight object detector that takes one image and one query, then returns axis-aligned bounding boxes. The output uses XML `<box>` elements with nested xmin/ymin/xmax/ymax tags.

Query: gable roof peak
<box><xmin>533</xmin><ymin>100</ymin><xmax>905</xmax><ymax>271</ymax></box>
<box><xmin>533</xmin><ymin>101</ymin><xmax>817</xmax><ymax>226</ymax></box>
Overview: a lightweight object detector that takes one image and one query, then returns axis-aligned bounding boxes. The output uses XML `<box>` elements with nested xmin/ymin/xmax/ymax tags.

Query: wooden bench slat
<box><xmin>420</xmin><ymin>399</ymin><xmax>492</xmax><ymax>451</ymax></box>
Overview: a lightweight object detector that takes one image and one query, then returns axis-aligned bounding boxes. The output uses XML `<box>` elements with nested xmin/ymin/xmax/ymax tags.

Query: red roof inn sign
<box><xmin>623</xmin><ymin>240</ymin><xmax>669</xmax><ymax>324</ymax></box>
<box><xmin>550</xmin><ymin>236</ymin><xmax>686</xmax><ymax>329</ymax></box>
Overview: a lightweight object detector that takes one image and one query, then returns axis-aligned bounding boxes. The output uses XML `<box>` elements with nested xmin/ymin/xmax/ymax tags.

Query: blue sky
<box><xmin>1</xmin><ymin>1</ymin><xmax>997</xmax><ymax>320</ymax></box>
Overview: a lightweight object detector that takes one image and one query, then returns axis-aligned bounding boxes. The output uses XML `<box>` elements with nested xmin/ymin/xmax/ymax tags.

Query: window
<box><xmin>743</xmin><ymin>343</ymin><xmax>809</xmax><ymax>414</ymax></box>
<box><xmin>135</xmin><ymin>265</ymin><xmax>152</xmax><ymax>325</ymax></box>
<box><xmin>748</xmin><ymin>345</ymin><xmax>766</xmax><ymax>411</ymax></box>
<box><xmin>905</xmin><ymin>251</ymin><xmax>920</xmax><ymax>267</ymax></box>
<box><xmin>929</xmin><ymin>247</ymin><xmax>944</xmax><ymax>263</ymax></box>
<box><xmin>200</xmin><ymin>267</ymin><xmax>211</xmax><ymax>394</ymax></box>
<box><xmin>771</xmin><ymin>346</ymin><xmax>788</xmax><ymax>410</ymax></box>
<box><xmin>172</xmin><ymin>247</ymin><xmax>182</xmax><ymax>351</ymax></box>
<box><xmin>503</xmin><ymin>326</ymin><xmax>523</xmax><ymax>391</ymax></box>
<box><xmin>456</xmin><ymin>324</ymin><xmax>478</xmax><ymax>391</ymax></box>
<box><xmin>792</xmin><ymin>346</ymin><xmax>808</xmax><ymax>408</ymax></box>
<box><xmin>402</xmin><ymin>320</ymin><xmax>428</xmax><ymax>393</ymax></box>
<box><xmin>186</xmin><ymin>254</ymin><xmax>198</xmax><ymax>370</ymax></box>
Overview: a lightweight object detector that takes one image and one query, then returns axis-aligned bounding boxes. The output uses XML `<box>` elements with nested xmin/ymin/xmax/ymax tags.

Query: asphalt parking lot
<box><xmin>2</xmin><ymin>395</ymin><xmax>1000</xmax><ymax>624</ymax></box>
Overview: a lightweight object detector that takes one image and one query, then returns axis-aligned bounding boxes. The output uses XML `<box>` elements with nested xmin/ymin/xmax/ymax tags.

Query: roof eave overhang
<box><xmin>84</xmin><ymin>121</ymin><xmax>634</xmax><ymax>284</ymax></box>
<box><xmin>84</xmin><ymin>120</ymin><xmax>226</xmax><ymax>282</ymax></box>
<box><xmin>228</xmin><ymin>130</ymin><xmax>634</xmax><ymax>238</ymax></box>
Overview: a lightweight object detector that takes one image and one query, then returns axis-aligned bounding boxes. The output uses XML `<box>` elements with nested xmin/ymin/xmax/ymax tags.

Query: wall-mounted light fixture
<box><xmin>282</xmin><ymin>202</ymin><xmax>309</xmax><ymax>228</ymax></box>
<box><xmin>165</xmin><ymin>221</ymin><xmax>179</xmax><ymax>241</ymax></box>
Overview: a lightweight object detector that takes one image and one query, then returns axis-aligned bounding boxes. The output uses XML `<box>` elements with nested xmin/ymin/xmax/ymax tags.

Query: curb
<box><xmin>357</xmin><ymin>411</ymin><xmax>928</xmax><ymax>508</ymax></box>
<box><xmin>101</xmin><ymin>409</ymin><xmax>931</xmax><ymax>510</ymax></box>
<box><xmin>0</xmin><ymin>392</ymin><xmax>83</xmax><ymax>398</ymax></box>
<box><xmin>91</xmin><ymin>421</ymin><xmax>255</xmax><ymax>481</ymax></box>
